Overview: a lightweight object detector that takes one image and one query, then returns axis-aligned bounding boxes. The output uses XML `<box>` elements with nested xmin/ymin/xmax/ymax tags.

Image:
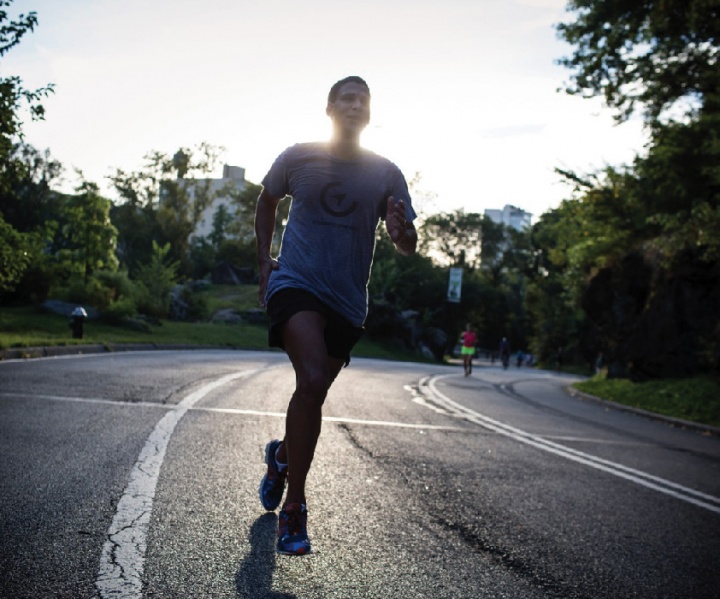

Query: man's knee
<box><xmin>294</xmin><ymin>369</ymin><xmax>331</xmax><ymax>404</ymax></box>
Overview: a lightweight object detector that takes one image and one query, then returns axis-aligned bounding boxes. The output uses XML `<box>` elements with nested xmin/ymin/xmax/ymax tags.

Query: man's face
<box><xmin>327</xmin><ymin>81</ymin><xmax>371</xmax><ymax>135</ymax></box>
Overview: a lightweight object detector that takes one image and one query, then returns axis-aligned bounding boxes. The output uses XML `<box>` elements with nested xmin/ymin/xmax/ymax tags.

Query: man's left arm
<box><xmin>386</xmin><ymin>196</ymin><xmax>417</xmax><ymax>256</ymax></box>
<box><xmin>394</xmin><ymin>221</ymin><xmax>417</xmax><ymax>256</ymax></box>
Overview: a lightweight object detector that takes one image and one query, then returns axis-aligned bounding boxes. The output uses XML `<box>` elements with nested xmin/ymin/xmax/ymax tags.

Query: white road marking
<box><xmin>2</xmin><ymin>389</ymin><xmax>636</xmax><ymax>442</ymax></box>
<box><xmin>423</xmin><ymin>374</ymin><xmax>720</xmax><ymax>515</ymax></box>
<box><xmin>94</xmin><ymin>369</ymin><xmax>268</xmax><ymax>598</ymax></box>
<box><xmin>321</xmin><ymin>414</ymin><xmax>461</xmax><ymax>431</ymax></box>
<box><xmin>5</xmin><ymin>368</ymin><xmax>717</xmax><ymax>591</ymax></box>
<box><xmin>3</xmin><ymin>384</ymin><xmax>462</xmax><ymax>598</ymax></box>
<box><xmin>0</xmin><ymin>392</ymin><xmax>463</xmax><ymax>431</ymax></box>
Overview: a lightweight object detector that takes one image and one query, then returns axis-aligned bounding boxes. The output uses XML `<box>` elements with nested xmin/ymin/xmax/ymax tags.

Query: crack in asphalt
<box><xmin>94</xmin><ymin>367</ymin><xmax>280</xmax><ymax>598</ymax></box>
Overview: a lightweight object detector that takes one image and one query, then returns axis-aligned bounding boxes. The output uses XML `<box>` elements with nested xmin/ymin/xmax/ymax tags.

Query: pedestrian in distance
<box><xmin>460</xmin><ymin>322</ymin><xmax>477</xmax><ymax>376</ymax></box>
<box><xmin>254</xmin><ymin>75</ymin><xmax>418</xmax><ymax>555</ymax></box>
<box><xmin>499</xmin><ymin>337</ymin><xmax>510</xmax><ymax>370</ymax></box>
<box><xmin>595</xmin><ymin>351</ymin><xmax>604</xmax><ymax>375</ymax></box>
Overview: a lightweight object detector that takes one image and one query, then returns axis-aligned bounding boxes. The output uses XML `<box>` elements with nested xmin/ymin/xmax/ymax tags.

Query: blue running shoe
<box><xmin>277</xmin><ymin>503</ymin><xmax>311</xmax><ymax>555</ymax></box>
<box><xmin>259</xmin><ymin>439</ymin><xmax>287</xmax><ymax>511</ymax></box>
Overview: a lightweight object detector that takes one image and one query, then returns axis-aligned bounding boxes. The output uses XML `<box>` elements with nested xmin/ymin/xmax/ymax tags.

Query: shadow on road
<box><xmin>235</xmin><ymin>513</ymin><xmax>296</xmax><ymax>598</ymax></box>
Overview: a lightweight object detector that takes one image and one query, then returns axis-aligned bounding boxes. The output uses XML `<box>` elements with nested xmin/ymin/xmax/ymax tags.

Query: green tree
<box><xmin>227</xmin><ymin>180</ymin><xmax>288</xmax><ymax>254</ymax></box>
<box><xmin>557</xmin><ymin>0</ymin><xmax>720</xmax><ymax>125</ymax></box>
<box><xmin>526</xmin><ymin>206</ymin><xmax>595</xmax><ymax>364</ymax></box>
<box><xmin>109</xmin><ymin>143</ymin><xmax>228</xmax><ymax>276</ymax></box>
<box><xmin>209</xmin><ymin>203</ymin><xmax>232</xmax><ymax>248</ymax></box>
<box><xmin>0</xmin><ymin>1</ymin><xmax>54</xmax><ymax>173</ymax></box>
<box><xmin>638</xmin><ymin>114</ymin><xmax>720</xmax><ymax>263</ymax></box>
<box><xmin>369</xmin><ymin>232</ymin><xmax>446</xmax><ymax>310</ymax></box>
<box><xmin>109</xmin><ymin>200</ymin><xmax>158</xmax><ymax>277</ymax></box>
<box><xmin>188</xmin><ymin>237</ymin><xmax>216</xmax><ymax>280</ymax></box>
<box><xmin>135</xmin><ymin>241</ymin><xmax>179</xmax><ymax>318</ymax></box>
<box><xmin>0</xmin><ymin>143</ymin><xmax>63</xmax><ymax>232</ymax></box>
<box><xmin>0</xmin><ymin>144</ymin><xmax>64</xmax><ymax>303</ymax></box>
<box><xmin>0</xmin><ymin>211</ymin><xmax>37</xmax><ymax>294</ymax></box>
<box><xmin>548</xmin><ymin>0</ymin><xmax>720</xmax><ymax>376</ymax></box>
<box><xmin>54</xmin><ymin>181</ymin><xmax>119</xmax><ymax>283</ymax></box>
<box><xmin>479</xmin><ymin>216</ymin><xmax>536</xmax><ymax>287</ymax></box>
<box><xmin>0</xmin><ymin>2</ymin><xmax>55</xmax><ymax>299</ymax></box>
<box><xmin>418</xmin><ymin>210</ymin><xmax>483</xmax><ymax>269</ymax></box>
<box><xmin>226</xmin><ymin>182</ymin><xmax>263</xmax><ymax>244</ymax></box>
<box><xmin>413</xmin><ymin>210</ymin><xmax>537</xmax><ymax>351</ymax></box>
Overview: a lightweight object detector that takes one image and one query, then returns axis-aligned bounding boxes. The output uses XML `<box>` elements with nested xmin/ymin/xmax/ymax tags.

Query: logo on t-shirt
<box><xmin>320</xmin><ymin>181</ymin><xmax>358</xmax><ymax>217</ymax></box>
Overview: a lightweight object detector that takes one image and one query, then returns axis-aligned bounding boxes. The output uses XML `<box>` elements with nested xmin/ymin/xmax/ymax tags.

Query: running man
<box><xmin>255</xmin><ymin>76</ymin><xmax>418</xmax><ymax>555</ymax></box>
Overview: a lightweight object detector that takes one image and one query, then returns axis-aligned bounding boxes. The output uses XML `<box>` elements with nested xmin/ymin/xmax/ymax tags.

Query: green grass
<box><xmin>0</xmin><ymin>305</ymin><xmax>269</xmax><ymax>350</ymax></box>
<box><xmin>200</xmin><ymin>284</ymin><xmax>260</xmax><ymax>315</ymax></box>
<box><xmin>0</xmin><ymin>303</ymin><xmax>432</xmax><ymax>362</ymax></box>
<box><xmin>574</xmin><ymin>376</ymin><xmax>720</xmax><ymax>428</ymax></box>
<box><xmin>354</xmin><ymin>337</ymin><xmax>433</xmax><ymax>362</ymax></box>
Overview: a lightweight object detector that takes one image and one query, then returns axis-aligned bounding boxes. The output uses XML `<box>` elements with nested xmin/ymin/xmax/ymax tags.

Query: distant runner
<box><xmin>460</xmin><ymin>322</ymin><xmax>477</xmax><ymax>376</ymax></box>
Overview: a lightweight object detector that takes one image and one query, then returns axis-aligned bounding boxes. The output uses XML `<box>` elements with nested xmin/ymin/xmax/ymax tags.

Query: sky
<box><xmin>5</xmin><ymin>0</ymin><xmax>649</xmax><ymax>220</ymax></box>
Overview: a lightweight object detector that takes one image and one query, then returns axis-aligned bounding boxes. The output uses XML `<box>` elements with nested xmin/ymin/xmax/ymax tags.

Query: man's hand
<box><xmin>257</xmin><ymin>258</ymin><xmax>279</xmax><ymax>307</ymax></box>
<box><xmin>255</xmin><ymin>187</ymin><xmax>283</xmax><ymax>307</ymax></box>
<box><xmin>386</xmin><ymin>196</ymin><xmax>406</xmax><ymax>242</ymax></box>
<box><xmin>386</xmin><ymin>196</ymin><xmax>417</xmax><ymax>255</ymax></box>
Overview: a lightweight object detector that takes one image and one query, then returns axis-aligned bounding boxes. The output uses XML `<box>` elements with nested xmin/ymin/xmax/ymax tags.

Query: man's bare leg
<box><xmin>276</xmin><ymin>311</ymin><xmax>344</xmax><ymax>507</ymax></box>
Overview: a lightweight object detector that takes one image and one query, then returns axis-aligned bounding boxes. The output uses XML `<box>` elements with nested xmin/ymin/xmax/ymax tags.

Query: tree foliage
<box><xmin>0</xmin><ymin>3</ymin><xmax>57</xmax><ymax>300</ymax></box>
<box><xmin>418</xmin><ymin>210</ymin><xmax>483</xmax><ymax>269</ymax></box>
<box><xmin>639</xmin><ymin>112</ymin><xmax>720</xmax><ymax>263</ymax></box>
<box><xmin>0</xmin><ymin>211</ymin><xmax>36</xmax><ymax>294</ymax></box>
<box><xmin>479</xmin><ymin>216</ymin><xmax>535</xmax><ymax>286</ymax></box>
<box><xmin>53</xmin><ymin>181</ymin><xmax>118</xmax><ymax>283</ymax></box>
<box><xmin>4</xmin><ymin>1</ymin><xmax>717</xmax><ymax>376</ymax></box>
<box><xmin>540</xmin><ymin>1</ymin><xmax>720</xmax><ymax>376</ymax></box>
<box><xmin>370</xmin><ymin>232</ymin><xmax>446</xmax><ymax>310</ymax></box>
<box><xmin>135</xmin><ymin>241</ymin><xmax>179</xmax><ymax>318</ymax></box>
<box><xmin>108</xmin><ymin>143</ymin><xmax>228</xmax><ymax>276</ymax></box>
<box><xmin>0</xmin><ymin>1</ymin><xmax>54</xmax><ymax>172</ymax></box>
<box><xmin>556</xmin><ymin>0</ymin><xmax>720</xmax><ymax>125</ymax></box>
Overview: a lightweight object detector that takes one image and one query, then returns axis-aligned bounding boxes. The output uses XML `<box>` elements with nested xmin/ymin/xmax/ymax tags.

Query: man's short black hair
<box><xmin>328</xmin><ymin>76</ymin><xmax>370</xmax><ymax>103</ymax></box>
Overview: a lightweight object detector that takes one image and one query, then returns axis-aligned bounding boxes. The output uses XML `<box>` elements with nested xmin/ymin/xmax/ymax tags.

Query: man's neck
<box><xmin>329</xmin><ymin>135</ymin><xmax>362</xmax><ymax>160</ymax></box>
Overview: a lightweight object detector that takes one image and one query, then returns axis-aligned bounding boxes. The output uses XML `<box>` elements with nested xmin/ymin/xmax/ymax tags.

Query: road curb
<box><xmin>0</xmin><ymin>343</ymin><xmax>241</xmax><ymax>361</ymax></box>
<box><xmin>566</xmin><ymin>386</ymin><xmax>720</xmax><ymax>437</ymax></box>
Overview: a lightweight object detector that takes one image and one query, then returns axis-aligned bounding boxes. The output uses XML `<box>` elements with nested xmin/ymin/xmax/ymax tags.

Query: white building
<box><xmin>484</xmin><ymin>204</ymin><xmax>532</xmax><ymax>231</ymax></box>
<box><xmin>191</xmin><ymin>165</ymin><xmax>246</xmax><ymax>239</ymax></box>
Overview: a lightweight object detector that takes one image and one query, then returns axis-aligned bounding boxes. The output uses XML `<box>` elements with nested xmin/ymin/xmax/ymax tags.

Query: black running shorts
<box><xmin>266</xmin><ymin>287</ymin><xmax>364</xmax><ymax>366</ymax></box>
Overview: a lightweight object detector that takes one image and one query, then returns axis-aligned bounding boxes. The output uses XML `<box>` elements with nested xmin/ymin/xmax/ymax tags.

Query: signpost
<box><xmin>447</xmin><ymin>267</ymin><xmax>463</xmax><ymax>303</ymax></box>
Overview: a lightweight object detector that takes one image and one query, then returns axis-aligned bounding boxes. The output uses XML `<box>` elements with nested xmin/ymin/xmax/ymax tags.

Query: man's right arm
<box><xmin>255</xmin><ymin>187</ymin><xmax>282</xmax><ymax>306</ymax></box>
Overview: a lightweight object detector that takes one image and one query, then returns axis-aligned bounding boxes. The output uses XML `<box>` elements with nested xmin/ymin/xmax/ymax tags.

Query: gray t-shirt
<box><xmin>262</xmin><ymin>142</ymin><xmax>416</xmax><ymax>326</ymax></box>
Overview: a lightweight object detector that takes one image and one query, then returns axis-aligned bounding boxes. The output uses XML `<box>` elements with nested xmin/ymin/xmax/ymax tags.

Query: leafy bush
<box><xmin>53</xmin><ymin>276</ymin><xmax>93</xmax><ymax>305</ymax></box>
<box><xmin>171</xmin><ymin>283</ymin><xmax>210</xmax><ymax>321</ymax></box>
<box><xmin>134</xmin><ymin>242</ymin><xmax>179</xmax><ymax>318</ymax></box>
<box><xmin>51</xmin><ymin>269</ymin><xmax>140</xmax><ymax>311</ymax></box>
<box><xmin>94</xmin><ymin>270</ymin><xmax>137</xmax><ymax>300</ymax></box>
<box><xmin>100</xmin><ymin>296</ymin><xmax>137</xmax><ymax>325</ymax></box>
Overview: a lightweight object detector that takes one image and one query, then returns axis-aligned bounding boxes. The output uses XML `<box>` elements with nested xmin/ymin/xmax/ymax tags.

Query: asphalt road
<box><xmin>1</xmin><ymin>350</ymin><xmax>719</xmax><ymax>598</ymax></box>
